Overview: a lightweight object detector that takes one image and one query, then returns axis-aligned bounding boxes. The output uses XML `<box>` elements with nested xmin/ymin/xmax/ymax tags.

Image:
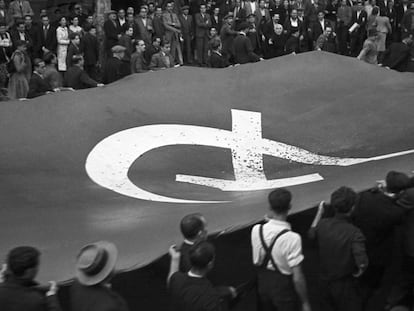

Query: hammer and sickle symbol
<box><xmin>86</xmin><ymin>109</ymin><xmax>414</xmax><ymax>203</ymax></box>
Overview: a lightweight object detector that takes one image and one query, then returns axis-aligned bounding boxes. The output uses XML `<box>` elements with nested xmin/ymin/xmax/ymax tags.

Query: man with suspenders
<box><xmin>251</xmin><ymin>188</ymin><xmax>312</xmax><ymax>311</ymax></box>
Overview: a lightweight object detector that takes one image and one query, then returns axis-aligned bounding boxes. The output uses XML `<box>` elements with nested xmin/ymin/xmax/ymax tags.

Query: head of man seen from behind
<box><xmin>268</xmin><ymin>188</ymin><xmax>292</xmax><ymax>217</ymax></box>
<box><xmin>189</xmin><ymin>241</ymin><xmax>215</xmax><ymax>273</ymax></box>
<box><xmin>180</xmin><ymin>213</ymin><xmax>208</xmax><ymax>243</ymax></box>
<box><xmin>330</xmin><ymin>186</ymin><xmax>357</xmax><ymax>216</ymax></box>
<box><xmin>7</xmin><ymin>246</ymin><xmax>40</xmax><ymax>281</ymax></box>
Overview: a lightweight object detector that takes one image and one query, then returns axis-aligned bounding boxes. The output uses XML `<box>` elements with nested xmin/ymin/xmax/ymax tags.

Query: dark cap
<box><xmin>181</xmin><ymin>5</ymin><xmax>189</xmax><ymax>10</ymax></box>
<box><xmin>247</xmin><ymin>13</ymin><xmax>255</xmax><ymax>18</ymax></box>
<box><xmin>224</xmin><ymin>12</ymin><xmax>234</xmax><ymax>19</ymax></box>
<box><xmin>386</xmin><ymin>171</ymin><xmax>410</xmax><ymax>193</ymax></box>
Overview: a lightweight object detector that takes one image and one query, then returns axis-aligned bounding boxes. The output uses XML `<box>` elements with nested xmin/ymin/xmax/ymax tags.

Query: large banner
<box><xmin>1</xmin><ymin>52</ymin><xmax>414</xmax><ymax>282</ymax></box>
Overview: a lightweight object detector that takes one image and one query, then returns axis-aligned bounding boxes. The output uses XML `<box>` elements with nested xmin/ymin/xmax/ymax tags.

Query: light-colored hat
<box><xmin>111</xmin><ymin>45</ymin><xmax>127</xmax><ymax>53</ymax></box>
<box><xmin>105</xmin><ymin>10</ymin><xmax>117</xmax><ymax>15</ymax></box>
<box><xmin>75</xmin><ymin>241</ymin><xmax>118</xmax><ymax>286</ymax></box>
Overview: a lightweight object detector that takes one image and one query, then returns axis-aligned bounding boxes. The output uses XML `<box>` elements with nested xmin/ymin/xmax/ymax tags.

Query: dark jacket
<box><xmin>382</xmin><ymin>41</ymin><xmax>411</xmax><ymax>71</ymax></box>
<box><xmin>102</xmin><ymin>56</ymin><xmax>128</xmax><ymax>84</ymax></box>
<box><xmin>64</xmin><ymin>66</ymin><xmax>98</xmax><ymax>89</ymax></box>
<box><xmin>27</xmin><ymin>72</ymin><xmax>52</xmax><ymax>98</ymax></box>
<box><xmin>0</xmin><ymin>277</ymin><xmax>61</xmax><ymax>311</ymax></box>
<box><xmin>233</xmin><ymin>33</ymin><xmax>260</xmax><ymax>64</ymax></box>
<box><xmin>66</xmin><ymin>43</ymin><xmax>82</xmax><ymax>69</ymax></box>
<box><xmin>104</xmin><ymin>19</ymin><xmax>121</xmax><ymax>50</ymax></box>
<box><xmin>208</xmin><ymin>51</ymin><xmax>229</xmax><ymax>68</ymax></box>
<box><xmin>81</xmin><ymin>33</ymin><xmax>99</xmax><ymax>66</ymax></box>
<box><xmin>70</xmin><ymin>280</ymin><xmax>129</xmax><ymax>311</ymax></box>
<box><xmin>39</xmin><ymin>25</ymin><xmax>57</xmax><ymax>54</ymax></box>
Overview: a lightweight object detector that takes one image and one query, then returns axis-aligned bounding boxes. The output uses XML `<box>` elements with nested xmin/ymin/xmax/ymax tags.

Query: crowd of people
<box><xmin>0</xmin><ymin>0</ymin><xmax>412</xmax><ymax>100</ymax></box>
<box><xmin>0</xmin><ymin>169</ymin><xmax>413</xmax><ymax>311</ymax></box>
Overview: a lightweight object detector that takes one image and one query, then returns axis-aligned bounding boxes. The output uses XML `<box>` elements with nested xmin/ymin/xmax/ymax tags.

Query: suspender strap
<box><xmin>259</xmin><ymin>224</ymin><xmax>290</xmax><ymax>270</ymax></box>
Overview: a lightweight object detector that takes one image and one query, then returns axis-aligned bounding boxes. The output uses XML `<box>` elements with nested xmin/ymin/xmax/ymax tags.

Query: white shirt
<box><xmin>290</xmin><ymin>18</ymin><xmax>298</xmax><ymax>27</ymax></box>
<box><xmin>319</xmin><ymin>19</ymin><xmax>325</xmax><ymax>30</ymax></box>
<box><xmin>251</xmin><ymin>219</ymin><xmax>304</xmax><ymax>275</ymax></box>
<box><xmin>119</xmin><ymin>18</ymin><xmax>126</xmax><ymax>26</ymax></box>
<box><xmin>249</xmin><ymin>1</ymin><xmax>257</xmax><ymax>13</ymax></box>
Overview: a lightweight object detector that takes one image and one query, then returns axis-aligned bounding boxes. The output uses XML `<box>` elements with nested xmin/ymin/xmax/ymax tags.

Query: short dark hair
<box><xmin>372</xmin><ymin>6</ymin><xmax>379</xmax><ymax>15</ymax></box>
<box><xmin>72</xmin><ymin>54</ymin><xmax>83</xmax><ymax>65</ymax></box>
<box><xmin>16</xmin><ymin>19</ymin><xmax>25</xmax><ymax>27</ymax></box>
<box><xmin>43</xmin><ymin>52</ymin><xmax>56</xmax><ymax>64</ymax></box>
<box><xmin>180</xmin><ymin>213</ymin><xmax>205</xmax><ymax>239</ymax></box>
<box><xmin>268</xmin><ymin>188</ymin><xmax>292</xmax><ymax>214</ymax></box>
<box><xmin>33</xmin><ymin>58</ymin><xmax>44</xmax><ymax>68</ymax></box>
<box><xmin>0</xmin><ymin>21</ymin><xmax>6</xmax><ymax>27</ymax></box>
<box><xmin>161</xmin><ymin>40</ymin><xmax>170</xmax><ymax>47</ymax></box>
<box><xmin>330</xmin><ymin>186</ymin><xmax>357</xmax><ymax>214</ymax></box>
<box><xmin>69</xmin><ymin>32</ymin><xmax>80</xmax><ymax>40</ymax></box>
<box><xmin>7</xmin><ymin>246</ymin><xmax>40</xmax><ymax>277</ymax></box>
<box><xmin>189</xmin><ymin>241</ymin><xmax>215</xmax><ymax>269</ymax></box>
<box><xmin>84</xmin><ymin>24</ymin><xmax>95</xmax><ymax>32</ymax></box>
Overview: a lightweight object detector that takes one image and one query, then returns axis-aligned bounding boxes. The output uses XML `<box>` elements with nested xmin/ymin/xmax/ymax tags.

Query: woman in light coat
<box><xmin>56</xmin><ymin>16</ymin><xmax>70</xmax><ymax>72</ymax></box>
<box><xmin>373</xmin><ymin>6</ymin><xmax>391</xmax><ymax>61</ymax></box>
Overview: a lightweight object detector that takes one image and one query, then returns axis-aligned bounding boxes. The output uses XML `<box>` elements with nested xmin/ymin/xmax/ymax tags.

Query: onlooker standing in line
<box><xmin>252</xmin><ymin>188</ymin><xmax>312</xmax><ymax>311</ymax></box>
<box><xmin>8</xmin><ymin>0</ymin><xmax>33</xmax><ymax>22</ymax></box>
<box><xmin>56</xmin><ymin>16</ymin><xmax>70</xmax><ymax>73</ymax></box>
<box><xmin>81</xmin><ymin>24</ymin><xmax>100</xmax><ymax>81</ymax></box>
<box><xmin>195</xmin><ymin>3</ymin><xmax>212</xmax><ymax>66</ymax></box>
<box><xmin>163</xmin><ymin>1</ymin><xmax>183</xmax><ymax>65</ymax></box>
<box><xmin>104</xmin><ymin>10</ymin><xmax>122</xmax><ymax>56</ymax></box>
<box><xmin>39</xmin><ymin>15</ymin><xmax>57</xmax><ymax>56</ymax></box>
<box><xmin>179</xmin><ymin>5</ymin><xmax>193</xmax><ymax>65</ymax></box>
<box><xmin>309</xmin><ymin>187</ymin><xmax>368</xmax><ymax>311</ymax></box>
<box><xmin>0</xmin><ymin>21</ymin><xmax>12</xmax><ymax>89</ymax></box>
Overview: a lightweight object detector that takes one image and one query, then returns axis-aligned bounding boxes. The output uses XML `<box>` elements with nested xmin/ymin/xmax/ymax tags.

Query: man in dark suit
<box><xmin>136</xmin><ymin>6</ymin><xmax>153</xmax><ymax>45</ymax></box>
<box><xmin>233</xmin><ymin>21</ymin><xmax>262</xmax><ymax>63</ymax></box>
<box><xmin>208</xmin><ymin>38</ymin><xmax>229</xmax><ymax>67</ymax></box>
<box><xmin>247</xmin><ymin>13</ymin><xmax>262</xmax><ymax>55</ymax></box>
<box><xmin>0</xmin><ymin>246</ymin><xmax>61</xmax><ymax>310</ymax></box>
<box><xmin>211</xmin><ymin>7</ymin><xmax>223</xmax><ymax>33</ymax></box>
<box><xmin>311</xmin><ymin>11</ymin><xmax>333</xmax><ymax>47</ymax></box>
<box><xmin>195</xmin><ymin>3</ymin><xmax>211</xmax><ymax>66</ymax></box>
<box><xmin>39</xmin><ymin>15</ymin><xmax>57</xmax><ymax>56</ymax></box>
<box><xmin>152</xmin><ymin>7</ymin><xmax>165</xmax><ymax>40</ymax></box>
<box><xmin>102</xmin><ymin>45</ymin><xmax>128</xmax><ymax>84</ymax></box>
<box><xmin>179</xmin><ymin>5</ymin><xmax>193</xmax><ymax>64</ymax></box>
<box><xmin>28</xmin><ymin>58</ymin><xmax>53</xmax><ymax>98</ymax></box>
<box><xmin>149</xmin><ymin>41</ymin><xmax>175</xmax><ymax>70</ymax></box>
<box><xmin>381</xmin><ymin>35</ymin><xmax>413</xmax><ymax>71</ymax></box>
<box><xmin>11</xmin><ymin>19</ymin><xmax>32</xmax><ymax>56</ymax></box>
<box><xmin>231</xmin><ymin>0</ymin><xmax>247</xmax><ymax>30</ymax></box>
<box><xmin>24</xmin><ymin>15</ymin><xmax>41</xmax><ymax>58</ymax></box>
<box><xmin>64</xmin><ymin>55</ymin><xmax>102</xmax><ymax>89</ymax></box>
<box><xmin>349</xmin><ymin>0</ymin><xmax>368</xmax><ymax>56</ymax></box>
<box><xmin>104</xmin><ymin>10</ymin><xmax>122</xmax><ymax>55</ymax></box>
<box><xmin>81</xmin><ymin>25</ymin><xmax>100</xmax><ymax>80</ymax></box>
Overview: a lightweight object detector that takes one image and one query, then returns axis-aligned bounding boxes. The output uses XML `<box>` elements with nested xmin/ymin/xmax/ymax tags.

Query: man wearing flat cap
<box><xmin>351</xmin><ymin>171</ymin><xmax>409</xmax><ymax>307</ymax></box>
<box><xmin>102</xmin><ymin>45</ymin><xmax>129</xmax><ymax>84</ymax></box>
<box><xmin>104</xmin><ymin>10</ymin><xmax>122</xmax><ymax>55</ymax></box>
<box><xmin>70</xmin><ymin>241</ymin><xmax>129</xmax><ymax>311</ymax></box>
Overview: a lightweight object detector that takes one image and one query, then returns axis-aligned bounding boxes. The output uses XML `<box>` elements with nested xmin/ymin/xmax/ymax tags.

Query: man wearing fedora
<box><xmin>0</xmin><ymin>246</ymin><xmax>61</xmax><ymax>311</ymax></box>
<box><xmin>104</xmin><ymin>10</ymin><xmax>122</xmax><ymax>55</ymax></box>
<box><xmin>71</xmin><ymin>241</ymin><xmax>129</xmax><ymax>311</ymax></box>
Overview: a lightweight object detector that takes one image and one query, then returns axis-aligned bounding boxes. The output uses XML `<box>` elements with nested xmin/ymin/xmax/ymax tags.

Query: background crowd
<box><xmin>0</xmin><ymin>169</ymin><xmax>414</xmax><ymax>311</ymax></box>
<box><xmin>0</xmin><ymin>0</ymin><xmax>412</xmax><ymax>100</ymax></box>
